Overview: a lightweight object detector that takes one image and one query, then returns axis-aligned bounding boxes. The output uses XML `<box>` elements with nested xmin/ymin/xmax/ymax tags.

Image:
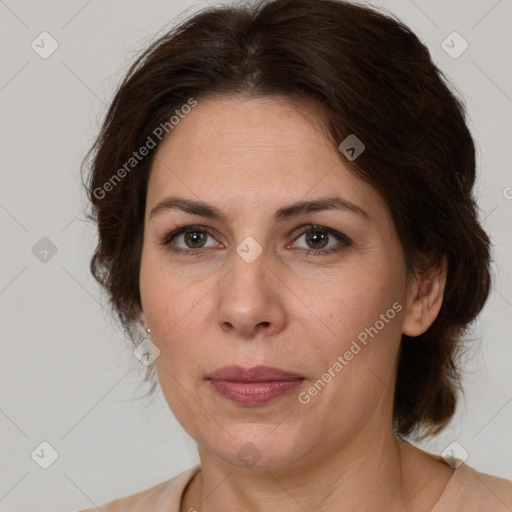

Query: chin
<box><xmin>200</xmin><ymin>425</ymin><xmax>310</xmax><ymax>472</ymax></box>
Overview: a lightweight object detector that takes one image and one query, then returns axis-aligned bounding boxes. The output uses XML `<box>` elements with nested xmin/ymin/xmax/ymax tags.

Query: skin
<box><xmin>139</xmin><ymin>95</ymin><xmax>454</xmax><ymax>512</ymax></box>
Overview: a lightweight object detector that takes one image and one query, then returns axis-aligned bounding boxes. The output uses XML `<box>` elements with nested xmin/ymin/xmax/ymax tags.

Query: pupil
<box><xmin>186</xmin><ymin>231</ymin><xmax>205</xmax><ymax>248</ymax></box>
<box><xmin>307</xmin><ymin>230</ymin><xmax>328</xmax><ymax>249</ymax></box>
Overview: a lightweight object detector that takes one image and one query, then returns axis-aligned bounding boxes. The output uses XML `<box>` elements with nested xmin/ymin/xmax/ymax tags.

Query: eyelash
<box><xmin>159</xmin><ymin>224</ymin><xmax>352</xmax><ymax>257</ymax></box>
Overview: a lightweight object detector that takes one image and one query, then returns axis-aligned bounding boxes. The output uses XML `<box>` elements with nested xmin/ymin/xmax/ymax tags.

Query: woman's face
<box><xmin>139</xmin><ymin>95</ymin><xmax>414</xmax><ymax>470</ymax></box>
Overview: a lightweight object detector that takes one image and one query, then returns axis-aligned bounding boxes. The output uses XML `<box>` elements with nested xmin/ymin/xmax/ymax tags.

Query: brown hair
<box><xmin>83</xmin><ymin>0</ymin><xmax>492</xmax><ymax>440</ymax></box>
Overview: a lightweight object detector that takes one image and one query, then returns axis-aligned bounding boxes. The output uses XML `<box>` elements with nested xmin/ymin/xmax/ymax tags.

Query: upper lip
<box><xmin>207</xmin><ymin>365</ymin><xmax>303</xmax><ymax>382</ymax></box>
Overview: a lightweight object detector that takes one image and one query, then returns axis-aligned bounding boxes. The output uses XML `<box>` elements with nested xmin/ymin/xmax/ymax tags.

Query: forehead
<box><xmin>147</xmin><ymin>95</ymin><xmax>383</xmax><ymax>222</ymax></box>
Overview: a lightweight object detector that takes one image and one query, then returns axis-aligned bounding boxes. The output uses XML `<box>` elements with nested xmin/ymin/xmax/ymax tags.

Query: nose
<box><xmin>215</xmin><ymin>247</ymin><xmax>287</xmax><ymax>339</ymax></box>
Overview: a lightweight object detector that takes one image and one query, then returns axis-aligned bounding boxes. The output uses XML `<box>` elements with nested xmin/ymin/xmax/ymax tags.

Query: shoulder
<box><xmin>435</xmin><ymin>462</ymin><xmax>512</xmax><ymax>511</ymax></box>
<box><xmin>78</xmin><ymin>465</ymin><xmax>200</xmax><ymax>512</ymax></box>
<box><xmin>397</xmin><ymin>440</ymin><xmax>512</xmax><ymax>511</ymax></box>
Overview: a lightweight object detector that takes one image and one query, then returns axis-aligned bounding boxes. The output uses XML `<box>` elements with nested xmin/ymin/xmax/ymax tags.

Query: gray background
<box><xmin>0</xmin><ymin>0</ymin><xmax>511</xmax><ymax>510</ymax></box>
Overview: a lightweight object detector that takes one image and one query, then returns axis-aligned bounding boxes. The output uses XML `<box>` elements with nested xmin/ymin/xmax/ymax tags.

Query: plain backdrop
<box><xmin>0</xmin><ymin>0</ymin><xmax>511</xmax><ymax>510</ymax></box>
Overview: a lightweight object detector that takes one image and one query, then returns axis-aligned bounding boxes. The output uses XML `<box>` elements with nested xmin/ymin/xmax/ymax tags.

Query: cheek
<box><xmin>297</xmin><ymin>264</ymin><xmax>405</xmax><ymax>405</ymax></box>
<box><xmin>296</xmin><ymin>271</ymin><xmax>403</xmax><ymax>423</ymax></box>
<box><xmin>303</xmin><ymin>258</ymin><xmax>403</xmax><ymax>341</ymax></box>
<box><xmin>139</xmin><ymin>255</ymin><xmax>219</xmax><ymax>384</ymax></box>
<box><xmin>140</xmin><ymin>249</ymin><xmax>208</xmax><ymax>334</ymax></box>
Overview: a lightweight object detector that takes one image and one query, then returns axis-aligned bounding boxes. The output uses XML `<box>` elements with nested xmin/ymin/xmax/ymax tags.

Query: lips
<box><xmin>207</xmin><ymin>365</ymin><xmax>304</xmax><ymax>406</ymax></box>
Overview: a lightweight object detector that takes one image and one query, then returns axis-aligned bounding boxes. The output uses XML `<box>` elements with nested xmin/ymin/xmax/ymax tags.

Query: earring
<box><xmin>146</xmin><ymin>328</ymin><xmax>151</xmax><ymax>334</ymax></box>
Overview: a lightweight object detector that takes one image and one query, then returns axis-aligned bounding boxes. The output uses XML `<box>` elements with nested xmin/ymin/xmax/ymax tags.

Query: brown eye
<box><xmin>160</xmin><ymin>225</ymin><xmax>219</xmax><ymax>253</ymax></box>
<box><xmin>184</xmin><ymin>230</ymin><xmax>208</xmax><ymax>248</ymax></box>
<box><xmin>292</xmin><ymin>225</ymin><xmax>352</xmax><ymax>256</ymax></box>
<box><xmin>305</xmin><ymin>229</ymin><xmax>330</xmax><ymax>249</ymax></box>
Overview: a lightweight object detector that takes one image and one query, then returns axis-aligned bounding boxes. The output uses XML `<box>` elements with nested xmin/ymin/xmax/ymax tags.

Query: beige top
<box><xmin>79</xmin><ymin>460</ymin><xmax>512</xmax><ymax>511</ymax></box>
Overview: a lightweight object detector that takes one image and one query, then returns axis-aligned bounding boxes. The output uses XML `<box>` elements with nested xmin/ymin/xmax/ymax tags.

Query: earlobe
<box><xmin>402</xmin><ymin>254</ymin><xmax>447</xmax><ymax>337</ymax></box>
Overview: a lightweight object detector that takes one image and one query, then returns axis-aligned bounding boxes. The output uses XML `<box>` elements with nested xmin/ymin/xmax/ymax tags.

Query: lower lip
<box><xmin>209</xmin><ymin>379</ymin><xmax>303</xmax><ymax>405</ymax></box>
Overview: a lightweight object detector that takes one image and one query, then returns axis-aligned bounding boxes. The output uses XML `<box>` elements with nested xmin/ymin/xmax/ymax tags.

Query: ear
<box><xmin>402</xmin><ymin>254</ymin><xmax>447</xmax><ymax>337</ymax></box>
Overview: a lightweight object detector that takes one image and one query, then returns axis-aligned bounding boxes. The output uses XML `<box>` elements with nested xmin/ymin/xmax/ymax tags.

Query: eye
<box><xmin>160</xmin><ymin>225</ymin><xmax>220</xmax><ymax>254</ymax></box>
<box><xmin>291</xmin><ymin>225</ymin><xmax>351</xmax><ymax>256</ymax></box>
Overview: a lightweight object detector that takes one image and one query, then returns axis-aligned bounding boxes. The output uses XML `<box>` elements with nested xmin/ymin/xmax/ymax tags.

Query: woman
<box><xmin>80</xmin><ymin>0</ymin><xmax>512</xmax><ymax>510</ymax></box>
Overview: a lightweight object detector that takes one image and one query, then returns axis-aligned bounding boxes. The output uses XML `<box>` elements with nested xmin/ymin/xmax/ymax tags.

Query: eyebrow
<box><xmin>149</xmin><ymin>196</ymin><xmax>370</xmax><ymax>222</ymax></box>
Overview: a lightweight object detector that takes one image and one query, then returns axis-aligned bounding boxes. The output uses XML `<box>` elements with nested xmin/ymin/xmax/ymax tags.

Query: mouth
<box><xmin>206</xmin><ymin>365</ymin><xmax>304</xmax><ymax>406</ymax></box>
